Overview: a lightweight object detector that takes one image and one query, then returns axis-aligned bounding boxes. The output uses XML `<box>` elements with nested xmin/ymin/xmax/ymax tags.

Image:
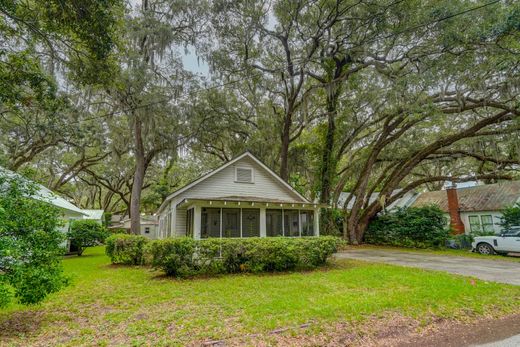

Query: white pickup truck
<box><xmin>472</xmin><ymin>228</ymin><xmax>520</xmax><ymax>255</ymax></box>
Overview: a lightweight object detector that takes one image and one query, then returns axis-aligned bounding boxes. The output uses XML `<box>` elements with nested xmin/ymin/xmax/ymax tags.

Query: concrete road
<box><xmin>335</xmin><ymin>249</ymin><xmax>520</xmax><ymax>285</ymax></box>
<box><xmin>474</xmin><ymin>334</ymin><xmax>520</xmax><ymax>347</ymax></box>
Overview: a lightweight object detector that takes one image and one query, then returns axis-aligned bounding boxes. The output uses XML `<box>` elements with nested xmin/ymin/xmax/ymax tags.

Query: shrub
<box><xmin>500</xmin><ymin>203</ymin><xmax>520</xmax><ymax>231</ymax></box>
<box><xmin>147</xmin><ymin>238</ymin><xmax>197</xmax><ymax>277</ymax></box>
<box><xmin>365</xmin><ymin>205</ymin><xmax>449</xmax><ymax>248</ymax></box>
<box><xmin>146</xmin><ymin>236</ymin><xmax>341</xmax><ymax>278</ymax></box>
<box><xmin>68</xmin><ymin>220</ymin><xmax>108</xmax><ymax>256</ymax></box>
<box><xmin>0</xmin><ymin>173</ymin><xmax>68</xmax><ymax>307</ymax></box>
<box><xmin>105</xmin><ymin>234</ymin><xmax>149</xmax><ymax>265</ymax></box>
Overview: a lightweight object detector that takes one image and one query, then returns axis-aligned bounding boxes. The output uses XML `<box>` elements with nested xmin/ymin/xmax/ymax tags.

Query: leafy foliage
<box><xmin>500</xmin><ymin>203</ymin><xmax>520</xmax><ymax>231</ymax></box>
<box><xmin>147</xmin><ymin>236</ymin><xmax>342</xmax><ymax>278</ymax></box>
<box><xmin>365</xmin><ymin>206</ymin><xmax>449</xmax><ymax>248</ymax></box>
<box><xmin>105</xmin><ymin>234</ymin><xmax>149</xmax><ymax>265</ymax></box>
<box><xmin>0</xmin><ymin>174</ymin><xmax>68</xmax><ymax>307</ymax></box>
<box><xmin>68</xmin><ymin>220</ymin><xmax>108</xmax><ymax>256</ymax></box>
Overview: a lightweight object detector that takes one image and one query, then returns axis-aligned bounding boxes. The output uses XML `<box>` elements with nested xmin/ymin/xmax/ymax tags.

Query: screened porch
<box><xmin>180</xmin><ymin>198</ymin><xmax>320</xmax><ymax>239</ymax></box>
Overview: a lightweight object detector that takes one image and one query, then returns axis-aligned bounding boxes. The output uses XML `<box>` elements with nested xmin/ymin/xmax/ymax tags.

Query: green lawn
<box><xmin>348</xmin><ymin>244</ymin><xmax>520</xmax><ymax>262</ymax></box>
<box><xmin>1</xmin><ymin>246</ymin><xmax>520</xmax><ymax>346</ymax></box>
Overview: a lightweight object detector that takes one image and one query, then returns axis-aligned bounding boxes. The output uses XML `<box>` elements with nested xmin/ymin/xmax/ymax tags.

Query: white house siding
<box><xmin>460</xmin><ymin>211</ymin><xmax>504</xmax><ymax>235</ymax></box>
<box><xmin>159</xmin><ymin>156</ymin><xmax>309</xmax><ymax>237</ymax></box>
<box><xmin>174</xmin><ymin>205</ymin><xmax>187</xmax><ymax>236</ymax></box>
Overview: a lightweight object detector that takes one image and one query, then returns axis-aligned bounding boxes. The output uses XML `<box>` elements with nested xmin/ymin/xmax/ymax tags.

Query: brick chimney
<box><xmin>446</xmin><ymin>184</ymin><xmax>465</xmax><ymax>234</ymax></box>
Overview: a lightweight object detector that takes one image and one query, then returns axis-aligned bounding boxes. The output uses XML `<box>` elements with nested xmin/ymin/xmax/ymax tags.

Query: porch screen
<box><xmin>241</xmin><ymin>209</ymin><xmax>260</xmax><ymax>237</ymax></box>
<box><xmin>300</xmin><ymin>211</ymin><xmax>314</xmax><ymax>236</ymax></box>
<box><xmin>222</xmin><ymin>208</ymin><xmax>240</xmax><ymax>238</ymax></box>
<box><xmin>186</xmin><ymin>208</ymin><xmax>194</xmax><ymax>237</ymax></box>
<box><xmin>266</xmin><ymin>209</ymin><xmax>283</xmax><ymax>236</ymax></box>
<box><xmin>201</xmin><ymin>208</ymin><xmax>221</xmax><ymax>238</ymax></box>
<box><xmin>283</xmin><ymin>210</ymin><xmax>299</xmax><ymax>236</ymax></box>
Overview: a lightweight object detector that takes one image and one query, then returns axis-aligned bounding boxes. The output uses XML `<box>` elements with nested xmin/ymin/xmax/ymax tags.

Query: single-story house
<box><xmin>337</xmin><ymin>189</ymin><xmax>417</xmax><ymax>211</ymax></box>
<box><xmin>156</xmin><ymin>151</ymin><xmax>323</xmax><ymax>240</ymax></box>
<box><xmin>109</xmin><ymin>215</ymin><xmax>159</xmax><ymax>239</ymax></box>
<box><xmin>82</xmin><ymin>209</ymin><xmax>105</xmax><ymax>224</ymax></box>
<box><xmin>410</xmin><ymin>181</ymin><xmax>520</xmax><ymax>235</ymax></box>
<box><xmin>0</xmin><ymin>167</ymin><xmax>87</xmax><ymax>250</ymax></box>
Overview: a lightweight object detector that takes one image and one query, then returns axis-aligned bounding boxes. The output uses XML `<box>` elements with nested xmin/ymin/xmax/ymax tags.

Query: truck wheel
<box><xmin>477</xmin><ymin>243</ymin><xmax>494</xmax><ymax>255</ymax></box>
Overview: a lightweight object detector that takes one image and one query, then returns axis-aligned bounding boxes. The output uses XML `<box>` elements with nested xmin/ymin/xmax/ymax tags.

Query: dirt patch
<box><xmin>0</xmin><ymin>311</ymin><xmax>45</xmax><ymax>339</ymax></box>
<box><xmin>400</xmin><ymin>313</ymin><xmax>520</xmax><ymax>347</ymax></box>
<box><xmin>197</xmin><ymin>313</ymin><xmax>520</xmax><ymax>346</ymax></box>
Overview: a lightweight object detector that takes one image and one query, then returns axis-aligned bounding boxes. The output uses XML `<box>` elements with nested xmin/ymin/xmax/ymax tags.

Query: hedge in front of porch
<box><xmin>146</xmin><ymin>236</ymin><xmax>342</xmax><ymax>277</ymax></box>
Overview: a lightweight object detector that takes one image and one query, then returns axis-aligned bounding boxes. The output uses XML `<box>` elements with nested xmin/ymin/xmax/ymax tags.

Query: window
<box><xmin>468</xmin><ymin>215</ymin><xmax>482</xmax><ymax>233</ymax></box>
<box><xmin>266</xmin><ymin>209</ymin><xmax>283</xmax><ymax>236</ymax></box>
<box><xmin>145</xmin><ymin>227</ymin><xmax>150</xmax><ymax>234</ymax></box>
<box><xmin>300</xmin><ymin>211</ymin><xmax>314</xmax><ymax>236</ymax></box>
<box><xmin>235</xmin><ymin>167</ymin><xmax>253</xmax><ymax>183</ymax></box>
<box><xmin>241</xmin><ymin>209</ymin><xmax>260</xmax><ymax>237</ymax></box>
<box><xmin>201</xmin><ymin>208</ymin><xmax>221</xmax><ymax>238</ymax></box>
<box><xmin>222</xmin><ymin>208</ymin><xmax>240</xmax><ymax>238</ymax></box>
<box><xmin>283</xmin><ymin>210</ymin><xmax>299</xmax><ymax>237</ymax></box>
<box><xmin>481</xmin><ymin>215</ymin><xmax>494</xmax><ymax>233</ymax></box>
<box><xmin>186</xmin><ymin>208</ymin><xmax>194</xmax><ymax>237</ymax></box>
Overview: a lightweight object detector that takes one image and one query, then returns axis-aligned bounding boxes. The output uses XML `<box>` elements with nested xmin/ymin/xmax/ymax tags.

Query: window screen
<box><xmin>283</xmin><ymin>210</ymin><xmax>300</xmax><ymax>237</ymax></box>
<box><xmin>201</xmin><ymin>208</ymin><xmax>221</xmax><ymax>238</ymax></box>
<box><xmin>266</xmin><ymin>209</ymin><xmax>283</xmax><ymax>236</ymax></box>
<box><xmin>222</xmin><ymin>208</ymin><xmax>240</xmax><ymax>238</ymax></box>
<box><xmin>236</xmin><ymin>167</ymin><xmax>253</xmax><ymax>183</ymax></box>
<box><xmin>300</xmin><ymin>211</ymin><xmax>314</xmax><ymax>236</ymax></box>
<box><xmin>186</xmin><ymin>208</ymin><xmax>194</xmax><ymax>237</ymax></box>
<box><xmin>241</xmin><ymin>209</ymin><xmax>260</xmax><ymax>237</ymax></box>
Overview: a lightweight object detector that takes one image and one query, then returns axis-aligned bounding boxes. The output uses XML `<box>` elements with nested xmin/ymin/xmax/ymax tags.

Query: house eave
<box><xmin>177</xmin><ymin>197</ymin><xmax>328</xmax><ymax>209</ymax></box>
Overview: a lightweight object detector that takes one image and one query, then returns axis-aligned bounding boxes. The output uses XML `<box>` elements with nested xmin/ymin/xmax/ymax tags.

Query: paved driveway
<box><xmin>335</xmin><ymin>249</ymin><xmax>520</xmax><ymax>285</ymax></box>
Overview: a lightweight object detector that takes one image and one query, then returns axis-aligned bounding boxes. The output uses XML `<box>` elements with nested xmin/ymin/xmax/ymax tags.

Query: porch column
<box><xmin>260</xmin><ymin>207</ymin><xmax>266</xmax><ymax>237</ymax></box>
<box><xmin>193</xmin><ymin>205</ymin><xmax>202</xmax><ymax>240</ymax></box>
<box><xmin>314</xmin><ymin>209</ymin><xmax>320</xmax><ymax>236</ymax></box>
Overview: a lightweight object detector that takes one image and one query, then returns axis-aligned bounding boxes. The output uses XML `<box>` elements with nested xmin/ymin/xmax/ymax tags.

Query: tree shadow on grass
<box><xmin>148</xmin><ymin>259</ymin><xmax>362</xmax><ymax>282</ymax></box>
<box><xmin>0</xmin><ymin>310</ymin><xmax>44</xmax><ymax>339</ymax></box>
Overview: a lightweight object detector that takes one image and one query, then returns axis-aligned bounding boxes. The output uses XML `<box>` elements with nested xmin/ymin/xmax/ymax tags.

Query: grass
<box><xmin>1</xmin><ymin>246</ymin><xmax>520</xmax><ymax>346</ymax></box>
<box><xmin>348</xmin><ymin>244</ymin><xmax>520</xmax><ymax>262</ymax></box>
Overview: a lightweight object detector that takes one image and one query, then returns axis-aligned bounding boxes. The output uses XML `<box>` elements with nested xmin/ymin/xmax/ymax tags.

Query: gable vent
<box><xmin>236</xmin><ymin>167</ymin><xmax>253</xmax><ymax>183</ymax></box>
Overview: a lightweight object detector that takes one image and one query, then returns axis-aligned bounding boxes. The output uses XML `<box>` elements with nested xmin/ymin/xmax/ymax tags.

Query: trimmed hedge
<box><xmin>148</xmin><ymin>236</ymin><xmax>341</xmax><ymax>277</ymax></box>
<box><xmin>105</xmin><ymin>235</ymin><xmax>341</xmax><ymax>277</ymax></box>
<box><xmin>105</xmin><ymin>234</ymin><xmax>149</xmax><ymax>265</ymax></box>
<box><xmin>365</xmin><ymin>205</ymin><xmax>449</xmax><ymax>248</ymax></box>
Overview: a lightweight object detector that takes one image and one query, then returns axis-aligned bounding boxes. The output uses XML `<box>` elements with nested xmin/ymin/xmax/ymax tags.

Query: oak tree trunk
<box><xmin>130</xmin><ymin>116</ymin><xmax>145</xmax><ymax>235</ymax></box>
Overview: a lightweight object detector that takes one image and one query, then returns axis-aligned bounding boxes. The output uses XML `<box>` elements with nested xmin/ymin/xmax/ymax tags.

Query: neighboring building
<box><xmin>337</xmin><ymin>189</ymin><xmax>417</xmax><ymax>211</ymax></box>
<box><xmin>109</xmin><ymin>215</ymin><xmax>159</xmax><ymax>239</ymax></box>
<box><xmin>156</xmin><ymin>151</ymin><xmax>322</xmax><ymax>240</ymax></box>
<box><xmin>411</xmin><ymin>181</ymin><xmax>520</xmax><ymax>235</ymax></box>
<box><xmin>0</xmin><ymin>167</ymin><xmax>87</xmax><ymax>250</ymax></box>
<box><xmin>82</xmin><ymin>209</ymin><xmax>105</xmax><ymax>224</ymax></box>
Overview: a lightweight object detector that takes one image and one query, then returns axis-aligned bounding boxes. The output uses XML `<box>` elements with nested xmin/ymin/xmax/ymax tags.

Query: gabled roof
<box><xmin>157</xmin><ymin>151</ymin><xmax>310</xmax><ymax>213</ymax></box>
<box><xmin>411</xmin><ymin>181</ymin><xmax>520</xmax><ymax>212</ymax></box>
<box><xmin>82</xmin><ymin>209</ymin><xmax>105</xmax><ymax>220</ymax></box>
<box><xmin>0</xmin><ymin>167</ymin><xmax>86</xmax><ymax>216</ymax></box>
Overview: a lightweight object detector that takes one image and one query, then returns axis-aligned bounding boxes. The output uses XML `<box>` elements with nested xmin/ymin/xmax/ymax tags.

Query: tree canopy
<box><xmin>1</xmin><ymin>0</ymin><xmax>519</xmax><ymax>242</ymax></box>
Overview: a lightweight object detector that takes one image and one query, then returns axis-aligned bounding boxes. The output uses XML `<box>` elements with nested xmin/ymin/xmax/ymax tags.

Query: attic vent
<box><xmin>235</xmin><ymin>167</ymin><xmax>253</xmax><ymax>183</ymax></box>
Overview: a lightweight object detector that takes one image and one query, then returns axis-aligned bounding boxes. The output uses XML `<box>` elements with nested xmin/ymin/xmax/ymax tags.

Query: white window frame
<box><xmin>234</xmin><ymin>166</ymin><xmax>254</xmax><ymax>183</ymax></box>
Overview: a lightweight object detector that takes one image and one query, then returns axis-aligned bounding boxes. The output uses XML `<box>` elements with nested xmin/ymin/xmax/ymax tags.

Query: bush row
<box><xmin>364</xmin><ymin>205</ymin><xmax>449</xmax><ymax>248</ymax></box>
<box><xmin>105</xmin><ymin>234</ymin><xmax>341</xmax><ymax>277</ymax></box>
